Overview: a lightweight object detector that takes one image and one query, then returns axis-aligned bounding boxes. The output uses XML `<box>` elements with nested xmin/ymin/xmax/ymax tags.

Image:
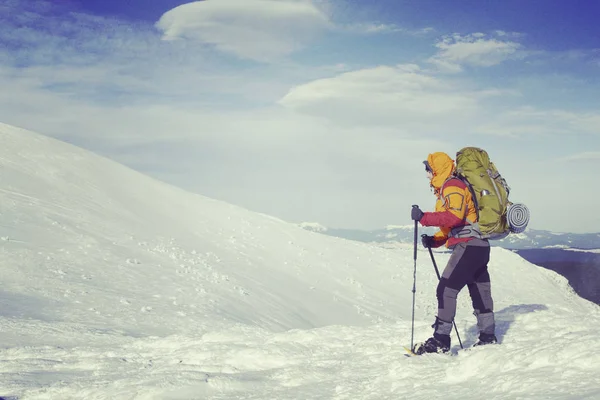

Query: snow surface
<box><xmin>1</xmin><ymin>122</ymin><xmax>599</xmax><ymax>399</ymax></box>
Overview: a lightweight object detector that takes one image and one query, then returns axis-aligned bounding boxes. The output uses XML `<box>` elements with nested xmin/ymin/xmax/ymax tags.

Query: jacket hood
<box><xmin>427</xmin><ymin>152</ymin><xmax>455</xmax><ymax>190</ymax></box>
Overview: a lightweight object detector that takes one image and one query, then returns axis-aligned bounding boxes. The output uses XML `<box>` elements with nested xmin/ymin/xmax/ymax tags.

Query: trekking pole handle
<box><xmin>411</xmin><ymin>205</ymin><xmax>419</xmax><ymax>261</ymax></box>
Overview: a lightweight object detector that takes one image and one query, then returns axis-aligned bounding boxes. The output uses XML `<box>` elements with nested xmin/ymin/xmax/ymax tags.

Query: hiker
<box><xmin>410</xmin><ymin>151</ymin><xmax>498</xmax><ymax>354</ymax></box>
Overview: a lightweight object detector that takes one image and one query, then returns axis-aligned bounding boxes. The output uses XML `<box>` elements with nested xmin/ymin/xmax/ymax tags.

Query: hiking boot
<box><xmin>473</xmin><ymin>333</ymin><xmax>498</xmax><ymax>347</ymax></box>
<box><xmin>412</xmin><ymin>333</ymin><xmax>451</xmax><ymax>355</ymax></box>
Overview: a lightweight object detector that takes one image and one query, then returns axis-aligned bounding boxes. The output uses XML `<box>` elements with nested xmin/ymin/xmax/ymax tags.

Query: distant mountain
<box><xmin>298</xmin><ymin>223</ymin><xmax>600</xmax><ymax>250</ymax></box>
<box><xmin>495</xmin><ymin>230</ymin><xmax>600</xmax><ymax>250</ymax></box>
<box><xmin>515</xmin><ymin>248</ymin><xmax>600</xmax><ymax>304</ymax></box>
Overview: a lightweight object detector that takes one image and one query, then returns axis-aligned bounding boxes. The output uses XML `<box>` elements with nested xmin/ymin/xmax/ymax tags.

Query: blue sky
<box><xmin>1</xmin><ymin>0</ymin><xmax>599</xmax><ymax>233</ymax></box>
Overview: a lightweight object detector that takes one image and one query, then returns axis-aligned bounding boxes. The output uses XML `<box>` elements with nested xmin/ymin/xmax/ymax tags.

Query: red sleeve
<box><xmin>420</xmin><ymin>211</ymin><xmax>464</xmax><ymax>228</ymax></box>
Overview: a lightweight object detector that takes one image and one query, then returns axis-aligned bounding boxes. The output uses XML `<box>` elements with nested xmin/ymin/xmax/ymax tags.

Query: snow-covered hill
<box><xmin>1</xmin><ymin>122</ymin><xmax>599</xmax><ymax>399</ymax></box>
<box><xmin>299</xmin><ymin>223</ymin><xmax>600</xmax><ymax>250</ymax></box>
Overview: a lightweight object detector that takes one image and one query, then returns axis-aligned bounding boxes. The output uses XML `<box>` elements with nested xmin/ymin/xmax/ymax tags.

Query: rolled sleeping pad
<box><xmin>507</xmin><ymin>203</ymin><xmax>530</xmax><ymax>233</ymax></box>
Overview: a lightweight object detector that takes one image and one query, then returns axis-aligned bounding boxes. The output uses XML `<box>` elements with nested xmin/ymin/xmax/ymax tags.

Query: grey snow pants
<box><xmin>434</xmin><ymin>239</ymin><xmax>495</xmax><ymax>336</ymax></box>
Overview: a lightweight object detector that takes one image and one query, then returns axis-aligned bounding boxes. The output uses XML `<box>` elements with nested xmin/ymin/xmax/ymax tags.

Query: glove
<box><xmin>411</xmin><ymin>206</ymin><xmax>424</xmax><ymax>222</ymax></box>
<box><xmin>421</xmin><ymin>235</ymin><xmax>435</xmax><ymax>248</ymax></box>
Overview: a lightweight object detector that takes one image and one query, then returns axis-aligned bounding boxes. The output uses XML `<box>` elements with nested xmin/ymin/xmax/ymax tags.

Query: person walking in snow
<box><xmin>410</xmin><ymin>152</ymin><xmax>498</xmax><ymax>354</ymax></box>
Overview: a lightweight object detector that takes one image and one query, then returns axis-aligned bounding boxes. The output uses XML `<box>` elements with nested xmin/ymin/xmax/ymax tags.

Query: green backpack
<box><xmin>454</xmin><ymin>147</ymin><xmax>511</xmax><ymax>240</ymax></box>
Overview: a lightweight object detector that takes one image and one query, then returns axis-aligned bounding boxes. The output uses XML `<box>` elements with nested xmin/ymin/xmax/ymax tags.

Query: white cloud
<box><xmin>470</xmin><ymin>106</ymin><xmax>600</xmax><ymax>139</ymax></box>
<box><xmin>416</xmin><ymin>27</ymin><xmax>436</xmax><ymax>35</ymax></box>
<box><xmin>428</xmin><ymin>33</ymin><xmax>522</xmax><ymax>72</ymax></box>
<box><xmin>341</xmin><ymin>23</ymin><xmax>434</xmax><ymax>36</ymax></box>
<box><xmin>345</xmin><ymin>23</ymin><xmax>404</xmax><ymax>34</ymax></box>
<box><xmin>279</xmin><ymin>64</ymin><xmax>480</xmax><ymax>127</ymax></box>
<box><xmin>278</xmin><ymin>62</ymin><xmax>600</xmax><ymax>144</ymax></box>
<box><xmin>561</xmin><ymin>151</ymin><xmax>600</xmax><ymax>162</ymax></box>
<box><xmin>501</xmin><ymin>107</ymin><xmax>600</xmax><ymax>136</ymax></box>
<box><xmin>156</xmin><ymin>0</ymin><xmax>330</xmax><ymax>62</ymax></box>
<box><xmin>494</xmin><ymin>30</ymin><xmax>524</xmax><ymax>38</ymax></box>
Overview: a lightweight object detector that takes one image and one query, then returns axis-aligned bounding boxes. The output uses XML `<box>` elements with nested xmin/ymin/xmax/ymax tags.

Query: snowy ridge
<box><xmin>1</xmin><ymin>122</ymin><xmax>599</xmax><ymax>399</ymax></box>
<box><xmin>565</xmin><ymin>248</ymin><xmax>600</xmax><ymax>253</ymax></box>
<box><xmin>299</xmin><ymin>223</ymin><xmax>438</xmax><ymax>243</ymax></box>
<box><xmin>384</xmin><ymin>224</ymin><xmax>414</xmax><ymax>230</ymax></box>
<box><xmin>297</xmin><ymin>221</ymin><xmax>328</xmax><ymax>232</ymax></box>
<box><xmin>300</xmin><ymin>222</ymin><xmax>600</xmax><ymax>250</ymax></box>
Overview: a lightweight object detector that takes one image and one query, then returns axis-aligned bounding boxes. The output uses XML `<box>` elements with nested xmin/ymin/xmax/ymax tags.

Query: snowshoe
<box><xmin>473</xmin><ymin>333</ymin><xmax>498</xmax><ymax>347</ymax></box>
<box><xmin>412</xmin><ymin>333</ymin><xmax>450</xmax><ymax>355</ymax></box>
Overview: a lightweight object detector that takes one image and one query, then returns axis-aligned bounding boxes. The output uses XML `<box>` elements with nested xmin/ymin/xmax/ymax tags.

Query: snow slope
<box><xmin>0</xmin><ymin>122</ymin><xmax>599</xmax><ymax>399</ymax></box>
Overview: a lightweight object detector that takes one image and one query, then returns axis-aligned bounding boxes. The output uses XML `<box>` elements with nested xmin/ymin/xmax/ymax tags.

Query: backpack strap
<box><xmin>441</xmin><ymin>175</ymin><xmax>483</xmax><ymax>240</ymax></box>
<box><xmin>454</xmin><ymin>174</ymin><xmax>480</xmax><ymax>219</ymax></box>
<box><xmin>440</xmin><ymin>176</ymin><xmax>472</xmax><ymax>221</ymax></box>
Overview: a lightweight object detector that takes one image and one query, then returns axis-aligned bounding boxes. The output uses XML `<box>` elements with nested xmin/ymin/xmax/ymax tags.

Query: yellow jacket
<box><xmin>420</xmin><ymin>152</ymin><xmax>478</xmax><ymax>248</ymax></box>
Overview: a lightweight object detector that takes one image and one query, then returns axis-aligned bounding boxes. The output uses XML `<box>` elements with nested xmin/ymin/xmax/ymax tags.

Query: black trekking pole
<box><xmin>410</xmin><ymin>205</ymin><xmax>419</xmax><ymax>350</ymax></box>
<box><xmin>423</xmin><ymin>234</ymin><xmax>464</xmax><ymax>349</ymax></box>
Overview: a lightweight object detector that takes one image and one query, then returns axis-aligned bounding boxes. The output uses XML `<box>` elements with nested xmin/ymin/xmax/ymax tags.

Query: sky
<box><xmin>1</xmin><ymin>0</ymin><xmax>600</xmax><ymax>233</ymax></box>
<box><xmin>1</xmin><ymin>122</ymin><xmax>600</xmax><ymax>398</ymax></box>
